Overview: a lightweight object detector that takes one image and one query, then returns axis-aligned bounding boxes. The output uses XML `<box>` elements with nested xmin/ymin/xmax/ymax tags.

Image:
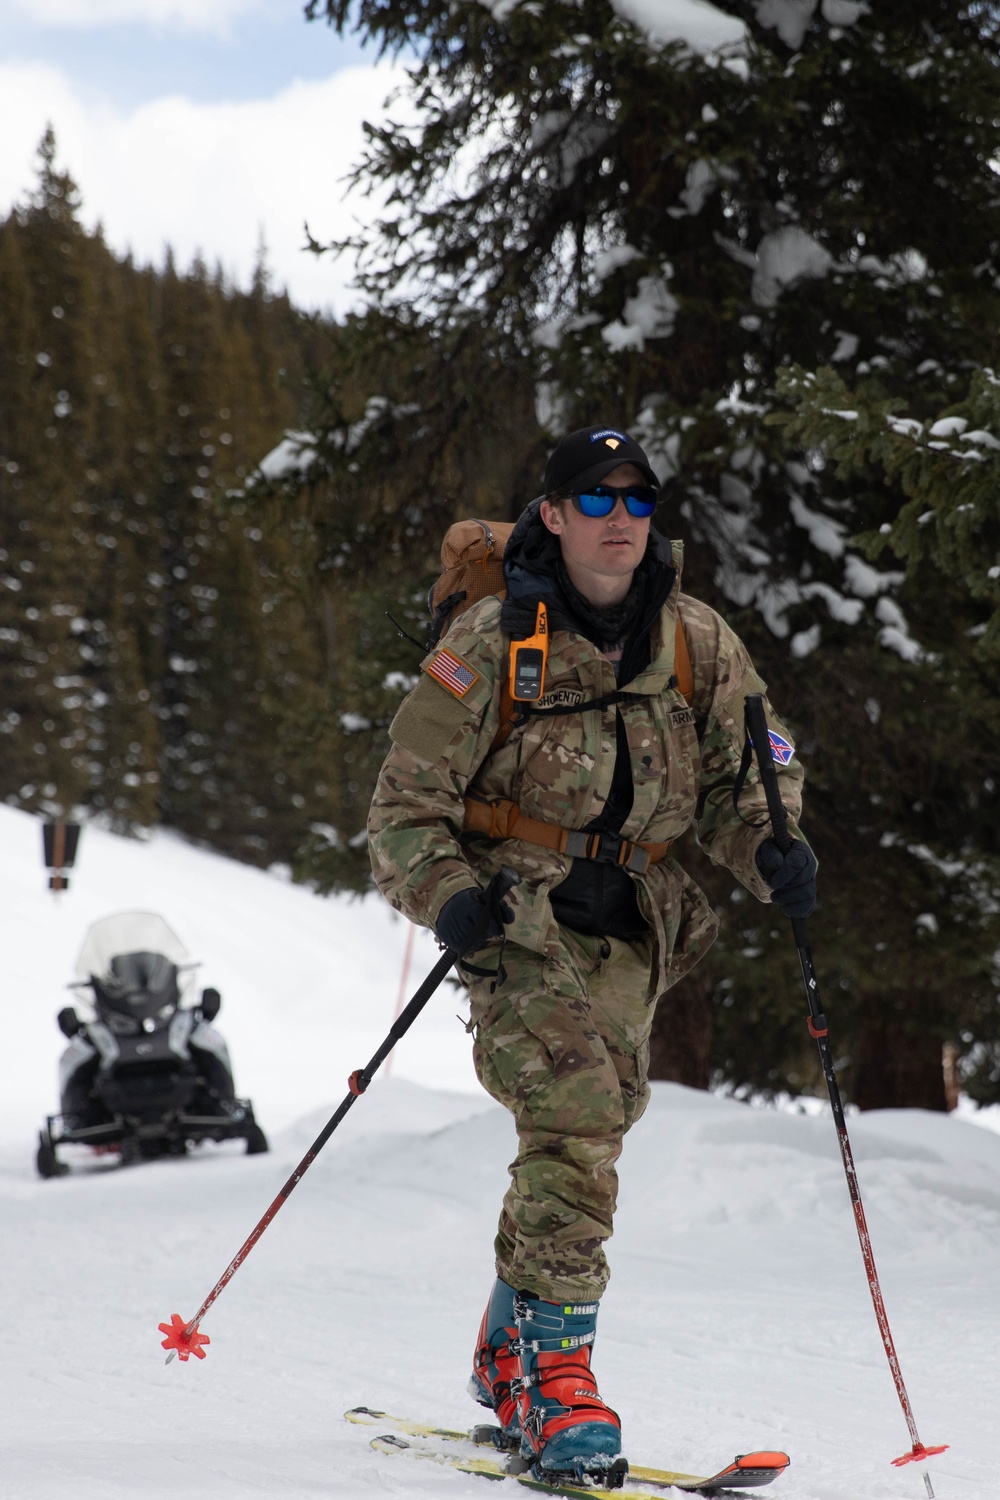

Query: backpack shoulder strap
<box><xmin>491</xmin><ymin>681</ymin><xmax>522</xmax><ymax>754</ymax></box>
<box><xmin>488</xmin><ymin>612</ymin><xmax>694</xmax><ymax>755</ymax></box>
<box><xmin>674</xmin><ymin>613</ymin><xmax>694</xmax><ymax>705</ymax></box>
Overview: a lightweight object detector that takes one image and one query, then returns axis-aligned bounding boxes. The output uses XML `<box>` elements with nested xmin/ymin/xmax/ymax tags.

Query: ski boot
<box><xmin>513</xmin><ymin>1292</ymin><xmax>625</xmax><ymax>1486</ymax></box>
<box><xmin>468</xmin><ymin>1277</ymin><xmax>522</xmax><ymax>1447</ymax></box>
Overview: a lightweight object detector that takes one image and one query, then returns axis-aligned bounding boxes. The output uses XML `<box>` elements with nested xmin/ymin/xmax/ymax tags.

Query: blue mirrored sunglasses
<box><xmin>569</xmin><ymin>485</ymin><xmax>660</xmax><ymax>519</ymax></box>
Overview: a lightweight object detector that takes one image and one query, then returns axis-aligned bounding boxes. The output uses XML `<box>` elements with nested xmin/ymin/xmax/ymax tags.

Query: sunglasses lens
<box><xmin>571</xmin><ymin>486</ymin><xmax>659</xmax><ymax>518</ymax></box>
<box><xmin>624</xmin><ymin>488</ymin><xmax>658</xmax><ymax>517</ymax></box>
<box><xmin>575</xmin><ymin>490</ymin><xmax>616</xmax><ymax>517</ymax></box>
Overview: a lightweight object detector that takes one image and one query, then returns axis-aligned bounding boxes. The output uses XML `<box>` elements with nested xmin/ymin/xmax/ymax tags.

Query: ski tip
<box><xmin>158</xmin><ymin>1313</ymin><xmax>210</xmax><ymax>1362</ymax></box>
<box><xmin>736</xmin><ymin>1453</ymin><xmax>790</xmax><ymax>1472</ymax></box>
<box><xmin>674</xmin><ymin>1452</ymin><xmax>790</xmax><ymax>1493</ymax></box>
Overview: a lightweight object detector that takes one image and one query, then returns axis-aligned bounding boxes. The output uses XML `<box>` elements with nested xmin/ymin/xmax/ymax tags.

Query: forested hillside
<box><xmin>6</xmin><ymin>0</ymin><xmax>1000</xmax><ymax>1120</ymax></box>
<box><xmin>0</xmin><ymin>129</ymin><xmax>337</xmax><ymax>867</ymax></box>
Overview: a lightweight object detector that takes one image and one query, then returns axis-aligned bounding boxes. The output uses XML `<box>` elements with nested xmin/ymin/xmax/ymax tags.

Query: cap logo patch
<box><xmin>426</xmin><ymin>648</ymin><xmax>479</xmax><ymax>699</ymax></box>
<box><xmin>605</xmin><ymin>438</ymin><xmax>620</xmax><ymax>450</ymax></box>
<box><xmin>589</xmin><ymin>428</ymin><xmax>627</xmax><ymax>445</ymax></box>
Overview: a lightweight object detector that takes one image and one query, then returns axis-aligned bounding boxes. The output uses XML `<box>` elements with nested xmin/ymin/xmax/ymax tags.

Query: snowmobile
<box><xmin>36</xmin><ymin>911</ymin><xmax>268</xmax><ymax>1178</ymax></box>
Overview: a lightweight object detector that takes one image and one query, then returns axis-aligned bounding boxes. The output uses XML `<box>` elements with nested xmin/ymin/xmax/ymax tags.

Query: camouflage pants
<box><xmin>464</xmin><ymin>928</ymin><xmax>656</xmax><ymax>1303</ymax></box>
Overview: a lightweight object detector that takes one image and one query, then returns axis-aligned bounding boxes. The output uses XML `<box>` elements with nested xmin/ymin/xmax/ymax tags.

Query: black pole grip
<box><xmin>744</xmin><ymin>693</ymin><xmax>793</xmax><ymax>855</ymax></box>
<box><xmin>359</xmin><ymin>866</ymin><xmax>521</xmax><ymax>1087</ymax></box>
<box><xmin>488</xmin><ymin>864</ymin><xmax>521</xmax><ymax>911</ymax></box>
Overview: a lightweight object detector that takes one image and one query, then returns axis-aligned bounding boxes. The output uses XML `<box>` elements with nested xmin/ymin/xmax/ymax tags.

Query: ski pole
<box><xmin>744</xmin><ymin>694</ymin><xmax>946</xmax><ymax>1498</ymax></box>
<box><xmin>159</xmin><ymin>866</ymin><xmax>520</xmax><ymax>1365</ymax></box>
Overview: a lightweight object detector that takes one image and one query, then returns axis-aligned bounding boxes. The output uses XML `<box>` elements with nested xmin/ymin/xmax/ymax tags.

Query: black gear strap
<box><xmin>732</xmin><ymin>703</ymin><xmax>769</xmax><ymax>830</ymax></box>
<box><xmin>508</xmin><ymin>686</ymin><xmax>661</xmax><ymax>732</ymax></box>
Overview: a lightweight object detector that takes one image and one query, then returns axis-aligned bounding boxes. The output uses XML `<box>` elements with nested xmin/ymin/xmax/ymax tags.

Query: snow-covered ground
<box><xmin>1</xmin><ymin>804</ymin><xmax>998</xmax><ymax>1498</ymax></box>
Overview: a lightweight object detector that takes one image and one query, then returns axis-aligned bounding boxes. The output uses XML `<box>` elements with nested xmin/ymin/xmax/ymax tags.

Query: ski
<box><xmin>345</xmin><ymin>1407</ymin><xmax>790</xmax><ymax>1494</ymax></box>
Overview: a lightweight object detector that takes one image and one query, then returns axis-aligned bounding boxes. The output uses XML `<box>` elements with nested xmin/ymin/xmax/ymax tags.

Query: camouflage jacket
<box><xmin>368</xmin><ymin>539</ymin><xmax>805</xmax><ymax>996</ymax></box>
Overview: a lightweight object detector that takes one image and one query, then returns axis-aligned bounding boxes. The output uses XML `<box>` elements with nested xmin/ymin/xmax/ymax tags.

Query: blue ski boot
<box><xmin>513</xmin><ymin>1292</ymin><xmax>623</xmax><ymax>1484</ymax></box>
<box><xmin>468</xmin><ymin>1277</ymin><xmax>522</xmax><ymax>1445</ymax></box>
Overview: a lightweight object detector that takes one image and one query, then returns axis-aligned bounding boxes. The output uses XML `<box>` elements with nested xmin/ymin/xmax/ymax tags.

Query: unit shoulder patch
<box><xmin>767</xmin><ymin>729</ymin><xmax>795</xmax><ymax>765</ymax></box>
<box><xmin>425</xmin><ymin>647</ymin><xmax>479</xmax><ymax>699</ymax></box>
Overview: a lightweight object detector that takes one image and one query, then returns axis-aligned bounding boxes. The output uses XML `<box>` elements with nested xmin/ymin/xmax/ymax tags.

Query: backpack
<box><xmin>428</xmin><ymin>517</ymin><xmax>694</xmax><ymax>707</ymax></box>
<box><xmin>428</xmin><ymin>519</ymin><xmax>514</xmax><ymax>649</ymax></box>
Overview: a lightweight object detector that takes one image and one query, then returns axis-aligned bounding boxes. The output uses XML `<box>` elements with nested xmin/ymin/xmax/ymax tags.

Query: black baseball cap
<box><xmin>543</xmin><ymin>424</ymin><xmax>661</xmax><ymax>495</ymax></box>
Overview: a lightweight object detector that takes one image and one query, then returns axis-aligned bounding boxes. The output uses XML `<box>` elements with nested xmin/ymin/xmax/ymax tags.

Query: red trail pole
<box><xmin>744</xmin><ymin>694</ymin><xmax>946</xmax><ymax>1499</ymax></box>
<box><xmin>160</xmin><ymin>867</ymin><xmax>519</xmax><ymax>1363</ymax></box>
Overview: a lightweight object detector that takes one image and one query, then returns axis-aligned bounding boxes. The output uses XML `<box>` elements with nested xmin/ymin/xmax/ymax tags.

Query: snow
<box><xmin>755</xmin><ymin>0</ymin><xmax>867</xmax><ymax>51</ymax></box>
<box><xmin>752</xmin><ymin>226</ymin><xmax>834</xmax><ymax>307</ymax></box>
<box><xmin>610</xmin><ymin>0</ymin><xmax>747</xmax><ymax>55</ymax></box>
<box><xmin>3</xmin><ymin>802</ymin><xmax>999</xmax><ymax>1497</ymax></box>
<box><xmin>789</xmin><ymin>494</ymin><xmax>847</xmax><ymax>558</ymax></box>
<box><xmin>602</xmin><ymin>273</ymin><xmax>679</xmax><ymax>351</ymax></box>
<box><xmin>594</xmin><ymin>244</ymin><xmax>643</xmax><ymax>281</ymax></box>
<box><xmin>831</xmin><ymin>329</ymin><xmax>859</xmax><ymax>363</ymax></box>
<box><xmin>254</xmin><ymin>431</ymin><xmax>317</xmax><ymax>483</ymax></box>
<box><xmin>0</xmin><ymin>802</ymin><xmax>475</xmax><ymax>1141</ymax></box>
<box><xmin>678</xmin><ymin>158</ymin><xmax>717</xmax><ymax>215</ymax></box>
<box><xmin>755</xmin><ymin>0</ymin><xmax>818</xmax><ymax>51</ymax></box>
<box><xmin>929</xmin><ymin>417</ymin><xmax>968</xmax><ymax>439</ymax></box>
<box><xmin>876</xmin><ymin>597</ymin><xmax>928</xmax><ymax>664</ymax></box>
<box><xmin>790</xmin><ymin>622</ymin><xmax>821</xmax><ymax>657</ymax></box>
<box><xmin>801</xmin><ymin>580</ymin><xmax>865</xmax><ymax>624</ymax></box>
<box><xmin>843</xmin><ymin>555</ymin><xmax>905</xmax><ymax>598</ymax></box>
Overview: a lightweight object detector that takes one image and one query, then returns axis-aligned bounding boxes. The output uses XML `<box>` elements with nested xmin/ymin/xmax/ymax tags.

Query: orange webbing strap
<box><xmin>491</xmin><ymin>683</ymin><xmax>521</xmax><ymax>753</ymax></box>
<box><xmin>463</xmin><ymin>796</ymin><xmax>670</xmax><ymax>876</ymax></box>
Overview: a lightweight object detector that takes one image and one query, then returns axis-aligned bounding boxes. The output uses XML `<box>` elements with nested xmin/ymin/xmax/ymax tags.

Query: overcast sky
<box><xmin>0</xmin><ymin>0</ymin><xmax>406</xmax><ymax>312</ymax></box>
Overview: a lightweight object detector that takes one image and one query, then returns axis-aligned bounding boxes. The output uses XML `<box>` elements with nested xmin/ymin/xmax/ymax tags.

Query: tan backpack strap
<box><xmin>490</xmin><ymin>682</ymin><xmax>523</xmax><ymax>754</ymax></box>
<box><xmin>463</xmin><ymin>796</ymin><xmax>670</xmax><ymax>875</ymax></box>
<box><xmin>674</xmin><ymin>613</ymin><xmax>693</xmax><ymax>705</ymax></box>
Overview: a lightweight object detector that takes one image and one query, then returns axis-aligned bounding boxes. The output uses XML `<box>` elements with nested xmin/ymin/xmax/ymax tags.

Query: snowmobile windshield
<box><xmin>75</xmin><ymin>912</ymin><xmax>192</xmax><ymax>1021</ymax></box>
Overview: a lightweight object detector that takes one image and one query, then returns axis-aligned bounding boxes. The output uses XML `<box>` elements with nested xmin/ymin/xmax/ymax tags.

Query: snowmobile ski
<box><xmin>345</xmin><ymin>1407</ymin><xmax>790</xmax><ymax>1493</ymax></box>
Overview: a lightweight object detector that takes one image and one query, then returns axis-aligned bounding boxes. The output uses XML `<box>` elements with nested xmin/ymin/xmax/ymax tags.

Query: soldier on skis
<box><xmin>368</xmin><ymin>424</ymin><xmax>816</xmax><ymax>1482</ymax></box>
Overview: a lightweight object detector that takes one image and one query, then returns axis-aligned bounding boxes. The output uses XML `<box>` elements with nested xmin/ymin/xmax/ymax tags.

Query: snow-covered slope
<box><xmin>2</xmin><ymin>805</ymin><xmax>998</xmax><ymax>1498</ymax></box>
<box><xmin>0</xmin><ymin>802</ymin><xmax>476</xmax><ymax>1138</ymax></box>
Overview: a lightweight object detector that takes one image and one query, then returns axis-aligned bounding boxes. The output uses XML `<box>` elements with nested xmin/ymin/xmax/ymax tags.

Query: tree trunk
<box><xmin>851</xmin><ymin>1008</ymin><xmax>948</xmax><ymax>1112</ymax></box>
<box><xmin>647</xmin><ymin>968</ymin><xmax>714</xmax><ymax>1090</ymax></box>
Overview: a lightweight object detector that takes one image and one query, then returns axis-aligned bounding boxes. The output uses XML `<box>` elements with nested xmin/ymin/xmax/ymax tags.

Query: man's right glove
<box><xmin>755</xmin><ymin>838</ymin><xmax>817</xmax><ymax>919</ymax></box>
<box><xmin>435</xmin><ymin>884</ymin><xmax>515</xmax><ymax>957</ymax></box>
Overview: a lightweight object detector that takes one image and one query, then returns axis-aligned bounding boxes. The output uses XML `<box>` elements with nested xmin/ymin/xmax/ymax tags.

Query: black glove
<box><xmin>755</xmin><ymin>838</ymin><xmax>817</xmax><ymax>919</ymax></box>
<box><xmin>435</xmin><ymin>885</ymin><xmax>515</xmax><ymax>957</ymax></box>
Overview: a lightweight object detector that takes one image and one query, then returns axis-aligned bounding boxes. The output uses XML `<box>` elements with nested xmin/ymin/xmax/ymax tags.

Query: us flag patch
<box><xmin>426</xmin><ymin>648</ymin><xmax>479</xmax><ymax>698</ymax></box>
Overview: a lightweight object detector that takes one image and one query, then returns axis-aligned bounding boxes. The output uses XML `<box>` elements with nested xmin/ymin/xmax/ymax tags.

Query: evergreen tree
<box><xmin>0</xmin><ymin>132</ymin><xmax>332</xmax><ymax>865</ymax></box>
<box><xmin>0</xmin><ymin>129</ymin><xmax>107</xmax><ymax>819</ymax></box>
<box><xmin>248</xmin><ymin>308</ymin><xmax>543</xmax><ymax>890</ymax></box>
<box><xmin>294</xmin><ymin>0</ymin><xmax>1000</xmax><ymax>1106</ymax></box>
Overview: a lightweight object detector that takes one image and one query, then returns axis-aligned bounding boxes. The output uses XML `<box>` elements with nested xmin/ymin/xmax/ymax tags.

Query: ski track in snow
<box><xmin>1</xmin><ymin>804</ymin><xmax>998</xmax><ymax>1497</ymax></box>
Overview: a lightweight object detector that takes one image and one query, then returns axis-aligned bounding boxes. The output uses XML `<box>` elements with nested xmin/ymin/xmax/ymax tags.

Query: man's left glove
<box><xmin>435</xmin><ymin>884</ymin><xmax>515</xmax><ymax>957</ymax></box>
<box><xmin>755</xmin><ymin>839</ymin><xmax>817</xmax><ymax>919</ymax></box>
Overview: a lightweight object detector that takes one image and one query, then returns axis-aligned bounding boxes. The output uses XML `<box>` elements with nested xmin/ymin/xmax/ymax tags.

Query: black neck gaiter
<box><xmin>555</xmin><ymin>556</ymin><xmax>646</xmax><ymax>650</ymax></box>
